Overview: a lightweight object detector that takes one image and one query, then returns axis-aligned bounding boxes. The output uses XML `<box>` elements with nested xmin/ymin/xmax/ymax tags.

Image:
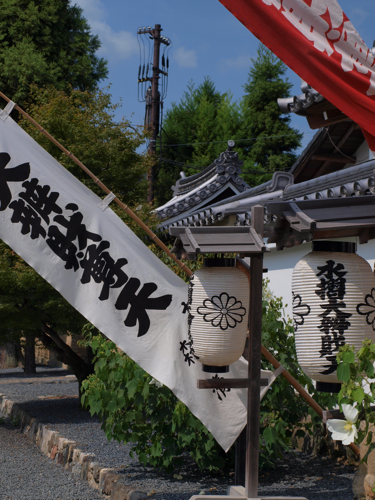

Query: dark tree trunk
<box><xmin>38</xmin><ymin>323</ymin><xmax>94</xmax><ymax>408</ymax></box>
<box><xmin>23</xmin><ymin>336</ymin><xmax>36</xmax><ymax>374</ymax></box>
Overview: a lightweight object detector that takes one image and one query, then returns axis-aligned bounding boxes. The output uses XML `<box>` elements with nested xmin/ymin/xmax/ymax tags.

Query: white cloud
<box><xmin>90</xmin><ymin>21</ymin><xmax>139</xmax><ymax>60</ymax></box>
<box><xmin>72</xmin><ymin>0</ymin><xmax>138</xmax><ymax>60</ymax></box>
<box><xmin>219</xmin><ymin>55</ymin><xmax>251</xmax><ymax>70</ymax></box>
<box><xmin>73</xmin><ymin>0</ymin><xmax>104</xmax><ymax>21</ymax></box>
<box><xmin>173</xmin><ymin>47</ymin><xmax>197</xmax><ymax>68</ymax></box>
<box><xmin>348</xmin><ymin>8</ymin><xmax>367</xmax><ymax>27</ymax></box>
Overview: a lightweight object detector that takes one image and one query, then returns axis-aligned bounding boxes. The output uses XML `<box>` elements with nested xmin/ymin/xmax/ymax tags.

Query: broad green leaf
<box><xmin>342</xmin><ymin>351</ymin><xmax>355</xmax><ymax>364</ymax></box>
<box><xmin>263</xmin><ymin>427</ymin><xmax>277</xmax><ymax>445</ymax></box>
<box><xmin>337</xmin><ymin>362</ymin><xmax>351</xmax><ymax>382</ymax></box>
<box><xmin>352</xmin><ymin>387</ymin><xmax>365</xmax><ymax>405</ymax></box>
<box><xmin>366</xmin><ymin>362</ymin><xmax>375</xmax><ymax>378</ymax></box>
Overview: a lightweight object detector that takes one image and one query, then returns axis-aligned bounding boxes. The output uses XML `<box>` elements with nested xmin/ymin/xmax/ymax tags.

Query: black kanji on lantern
<box><xmin>0</xmin><ymin>153</ymin><xmax>30</xmax><ymax>211</ymax></box>
<box><xmin>180</xmin><ymin>276</ymin><xmax>198</xmax><ymax>365</ymax></box>
<box><xmin>315</xmin><ymin>260</ymin><xmax>351</xmax><ymax>375</ymax></box>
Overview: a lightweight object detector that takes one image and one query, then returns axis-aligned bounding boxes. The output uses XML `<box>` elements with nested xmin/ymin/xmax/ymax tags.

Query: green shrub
<box><xmin>81</xmin><ymin>325</ymin><xmax>228</xmax><ymax>472</ymax></box>
<box><xmin>335</xmin><ymin>340</ymin><xmax>375</xmax><ymax>463</ymax></box>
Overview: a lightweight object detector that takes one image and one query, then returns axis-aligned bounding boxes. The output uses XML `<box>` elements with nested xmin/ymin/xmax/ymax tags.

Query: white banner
<box><xmin>0</xmin><ymin>115</ymin><xmax>251</xmax><ymax>451</ymax></box>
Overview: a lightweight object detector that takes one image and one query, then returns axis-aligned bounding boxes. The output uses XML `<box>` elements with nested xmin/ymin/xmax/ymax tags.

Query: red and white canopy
<box><xmin>219</xmin><ymin>0</ymin><xmax>375</xmax><ymax>150</ymax></box>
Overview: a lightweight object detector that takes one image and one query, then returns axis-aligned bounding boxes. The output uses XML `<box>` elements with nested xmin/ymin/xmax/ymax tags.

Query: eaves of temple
<box><xmin>155</xmin><ymin>80</ymin><xmax>375</xmax><ymax>251</ymax></box>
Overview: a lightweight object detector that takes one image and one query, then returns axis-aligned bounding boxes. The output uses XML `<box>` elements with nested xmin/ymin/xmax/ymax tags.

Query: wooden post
<box><xmin>245</xmin><ymin>205</ymin><xmax>264</xmax><ymax>499</ymax></box>
<box><xmin>235</xmin><ymin>427</ymin><xmax>246</xmax><ymax>486</ymax></box>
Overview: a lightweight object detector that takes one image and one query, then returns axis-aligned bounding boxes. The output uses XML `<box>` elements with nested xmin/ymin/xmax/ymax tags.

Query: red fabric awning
<box><xmin>219</xmin><ymin>0</ymin><xmax>375</xmax><ymax>150</ymax></box>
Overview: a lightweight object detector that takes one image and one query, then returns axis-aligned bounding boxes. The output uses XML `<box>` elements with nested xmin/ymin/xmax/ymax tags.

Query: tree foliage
<box><xmin>0</xmin><ymin>240</ymin><xmax>92</xmax><ymax>381</ymax></box>
<box><xmin>238</xmin><ymin>45</ymin><xmax>302</xmax><ymax>186</ymax></box>
<box><xmin>20</xmin><ymin>85</ymin><xmax>151</xmax><ymax>203</ymax></box>
<box><xmin>155</xmin><ymin>78</ymin><xmax>241</xmax><ymax>205</ymax></box>
<box><xmin>155</xmin><ymin>45</ymin><xmax>302</xmax><ymax>205</ymax></box>
<box><xmin>0</xmin><ymin>0</ymin><xmax>108</xmax><ymax>106</ymax></box>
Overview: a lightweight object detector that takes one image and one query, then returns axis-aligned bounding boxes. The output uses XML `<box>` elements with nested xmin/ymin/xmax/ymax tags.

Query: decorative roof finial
<box><xmin>227</xmin><ymin>140</ymin><xmax>235</xmax><ymax>152</ymax></box>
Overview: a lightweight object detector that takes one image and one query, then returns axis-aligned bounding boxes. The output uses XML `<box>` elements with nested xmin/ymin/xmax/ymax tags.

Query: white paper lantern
<box><xmin>292</xmin><ymin>241</ymin><xmax>375</xmax><ymax>392</ymax></box>
<box><xmin>187</xmin><ymin>258</ymin><xmax>249</xmax><ymax>372</ymax></box>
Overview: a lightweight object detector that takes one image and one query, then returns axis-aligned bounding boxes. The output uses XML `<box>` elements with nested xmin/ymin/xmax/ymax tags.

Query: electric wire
<box><xmin>159</xmin><ymin>131</ymin><xmax>313</xmax><ymax>147</ymax></box>
<box><xmin>156</xmin><ymin>155</ymin><xmax>288</xmax><ymax>175</ymax></box>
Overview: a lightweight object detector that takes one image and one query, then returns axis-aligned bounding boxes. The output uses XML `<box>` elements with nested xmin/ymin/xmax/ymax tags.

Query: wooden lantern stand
<box><xmin>171</xmin><ymin>205</ymin><xmax>308</xmax><ymax>500</ymax></box>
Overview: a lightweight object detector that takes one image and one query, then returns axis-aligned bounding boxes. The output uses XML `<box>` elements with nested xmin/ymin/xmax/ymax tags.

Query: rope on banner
<box><xmin>0</xmin><ymin>90</ymin><xmax>192</xmax><ymax>278</ymax></box>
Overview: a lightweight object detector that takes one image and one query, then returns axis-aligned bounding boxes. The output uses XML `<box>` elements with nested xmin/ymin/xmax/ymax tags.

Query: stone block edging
<box><xmin>0</xmin><ymin>394</ymin><xmax>148</xmax><ymax>500</ymax></box>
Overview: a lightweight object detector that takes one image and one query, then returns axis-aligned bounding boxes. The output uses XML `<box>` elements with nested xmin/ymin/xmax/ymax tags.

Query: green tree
<box><xmin>0</xmin><ymin>241</ymin><xmax>91</xmax><ymax>383</ymax></box>
<box><xmin>156</xmin><ymin>78</ymin><xmax>241</xmax><ymax>205</ymax></box>
<box><xmin>156</xmin><ymin>45</ymin><xmax>302</xmax><ymax>205</ymax></box>
<box><xmin>21</xmin><ymin>85</ymin><xmax>150</xmax><ymax>203</ymax></box>
<box><xmin>239</xmin><ymin>45</ymin><xmax>302</xmax><ymax>186</ymax></box>
<box><xmin>0</xmin><ymin>0</ymin><xmax>108</xmax><ymax>106</ymax></box>
<box><xmin>0</xmin><ymin>86</ymin><xmax>151</xmax><ymax>376</ymax></box>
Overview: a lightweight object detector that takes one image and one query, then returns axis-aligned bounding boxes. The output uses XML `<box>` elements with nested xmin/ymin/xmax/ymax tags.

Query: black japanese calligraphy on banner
<box><xmin>2</xmin><ymin>157</ymin><xmax>172</xmax><ymax>338</ymax></box>
<box><xmin>315</xmin><ymin>260</ymin><xmax>351</xmax><ymax>375</ymax></box>
<box><xmin>0</xmin><ymin>153</ymin><xmax>30</xmax><ymax>211</ymax></box>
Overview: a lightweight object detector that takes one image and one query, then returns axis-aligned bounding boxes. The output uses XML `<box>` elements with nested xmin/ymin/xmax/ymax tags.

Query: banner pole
<box><xmin>0</xmin><ymin>91</ymin><xmax>192</xmax><ymax>279</ymax></box>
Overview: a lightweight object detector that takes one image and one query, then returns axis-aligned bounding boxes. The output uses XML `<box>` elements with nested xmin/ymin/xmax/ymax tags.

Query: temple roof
<box><xmin>155</xmin><ymin>140</ymin><xmax>250</xmax><ymax>224</ymax></box>
<box><xmin>278</xmin><ymin>80</ymin><xmax>366</xmax><ymax>183</ymax></box>
<box><xmin>157</xmin><ymin>82</ymin><xmax>375</xmax><ymax>250</ymax></box>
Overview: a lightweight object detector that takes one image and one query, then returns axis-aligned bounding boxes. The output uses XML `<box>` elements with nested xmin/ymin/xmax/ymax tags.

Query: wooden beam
<box><xmin>245</xmin><ymin>205</ymin><xmax>264</xmax><ymax>499</ymax></box>
<box><xmin>307</xmin><ymin>113</ymin><xmax>350</xmax><ymax>129</ymax></box>
<box><xmin>312</xmin><ymin>154</ymin><xmax>356</xmax><ymax>164</ymax></box>
<box><xmin>197</xmin><ymin>378</ymin><xmax>268</xmax><ymax>389</ymax></box>
<box><xmin>314</xmin><ymin>122</ymin><xmax>358</xmax><ymax>178</ymax></box>
<box><xmin>322</xmin><ymin>405</ymin><xmax>375</xmax><ymax>423</ymax></box>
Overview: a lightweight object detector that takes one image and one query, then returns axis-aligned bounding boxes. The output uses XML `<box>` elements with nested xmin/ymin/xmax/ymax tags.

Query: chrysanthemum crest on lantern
<box><xmin>197</xmin><ymin>292</ymin><xmax>246</xmax><ymax>330</ymax></box>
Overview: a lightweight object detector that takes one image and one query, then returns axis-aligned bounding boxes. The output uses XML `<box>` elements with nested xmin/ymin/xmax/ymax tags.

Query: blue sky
<box><xmin>74</xmin><ymin>0</ymin><xmax>375</xmax><ymax>155</ymax></box>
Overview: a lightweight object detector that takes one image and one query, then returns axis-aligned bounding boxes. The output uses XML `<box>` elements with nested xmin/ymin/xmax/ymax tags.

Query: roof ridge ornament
<box><xmin>215</xmin><ymin>140</ymin><xmax>243</xmax><ymax>175</ymax></box>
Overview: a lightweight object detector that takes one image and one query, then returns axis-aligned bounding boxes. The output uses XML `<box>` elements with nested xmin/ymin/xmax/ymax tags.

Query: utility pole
<box><xmin>137</xmin><ymin>24</ymin><xmax>170</xmax><ymax>203</ymax></box>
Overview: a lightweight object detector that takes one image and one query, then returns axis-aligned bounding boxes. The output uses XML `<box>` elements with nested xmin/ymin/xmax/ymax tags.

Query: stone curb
<box><xmin>0</xmin><ymin>393</ymin><xmax>148</xmax><ymax>500</ymax></box>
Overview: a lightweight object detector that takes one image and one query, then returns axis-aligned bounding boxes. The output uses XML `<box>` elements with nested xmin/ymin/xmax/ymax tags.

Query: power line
<box><xmin>157</xmin><ymin>156</ymin><xmax>287</xmax><ymax>175</ymax></box>
<box><xmin>159</xmin><ymin>131</ymin><xmax>314</xmax><ymax>148</ymax></box>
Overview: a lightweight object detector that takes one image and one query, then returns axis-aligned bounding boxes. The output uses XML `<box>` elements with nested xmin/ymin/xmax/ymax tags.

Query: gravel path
<box><xmin>0</xmin><ymin>367</ymin><xmax>357</xmax><ymax>500</ymax></box>
<box><xmin>0</xmin><ymin>417</ymin><xmax>104</xmax><ymax>500</ymax></box>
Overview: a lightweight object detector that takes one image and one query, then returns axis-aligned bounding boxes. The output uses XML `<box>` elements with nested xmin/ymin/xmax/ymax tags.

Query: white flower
<box><xmin>327</xmin><ymin>403</ymin><xmax>359</xmax><ymax>445</ymax></box>
<box><xmin>149</xmin><ymin>378</ymin><xmax>163</xmax><ymax>388</ymax></box>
